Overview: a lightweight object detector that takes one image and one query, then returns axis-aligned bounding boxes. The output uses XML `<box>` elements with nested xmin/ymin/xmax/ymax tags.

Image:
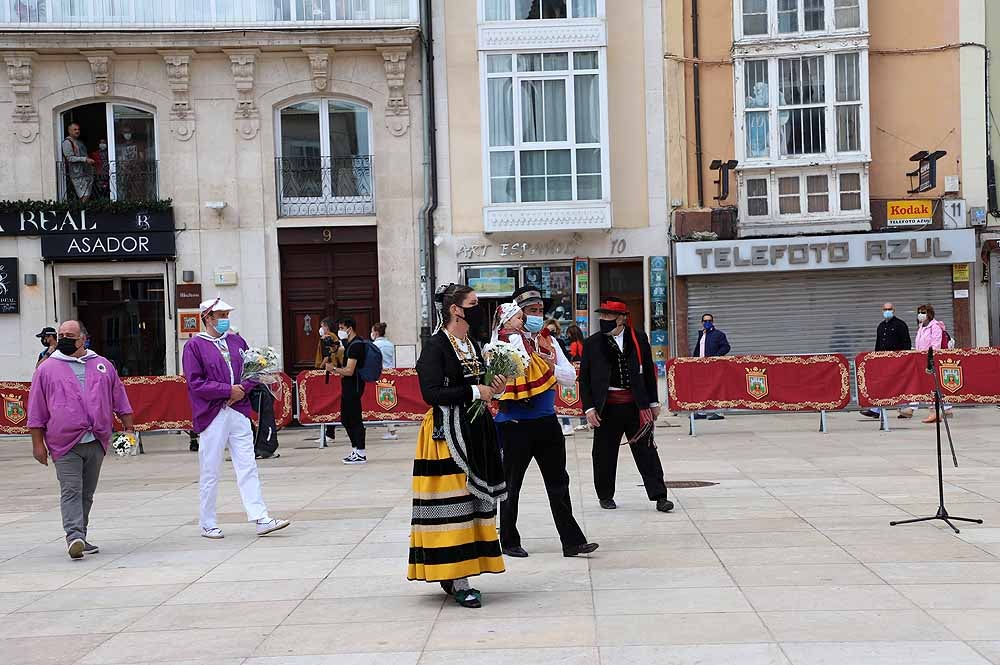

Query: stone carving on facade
<box><xmin>4</xmin><ymin>52</ymin><xmax>38</xmax><ymax>143</ymax></box>
<box><xmin>227</xmin><ymin>50</ymin><xmax>260</xmax><ymax>140</ymax></box>
<box><xmin>378</xmin><ymin>47</ymin><xmax>411</xmax><ymax>137</ymax></box>
<box><xmin>160</xmin><ymin>51</ymin><xmax>196</xmax><ymax>141</ymax></box>
<box><xmin>86</xmin><ymin>51</ymin><xmax>113</xmax><ymax>96</ymax></box>
<box><xmin>302</xmin><ymin>48</ymin><xmax>332</xmax><ymax>92</ymax></box>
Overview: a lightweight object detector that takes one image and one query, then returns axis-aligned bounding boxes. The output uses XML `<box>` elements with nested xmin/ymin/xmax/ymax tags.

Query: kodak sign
<box><xmin>887</xmin><ymin>199</ymin><xmax>933</xmax><ymax>227</ymax></box>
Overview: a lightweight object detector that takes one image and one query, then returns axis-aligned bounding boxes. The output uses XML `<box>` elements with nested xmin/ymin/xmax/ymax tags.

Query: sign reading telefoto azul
<box><xmin>0</xmin><ymin>257</ymin><xmax>17</xmax><ymax>314</ymax></box>
<box><xmin>675</xmin><ymin>229</ymin><xmax>976</xmax><ymax>276</ymax></box>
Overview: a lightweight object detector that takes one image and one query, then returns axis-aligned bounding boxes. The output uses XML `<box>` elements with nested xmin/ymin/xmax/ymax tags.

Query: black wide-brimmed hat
<box><xmin>595</xmin><ymin>297</ymin><xmax>629</xmax><ymax>315</ymax></box>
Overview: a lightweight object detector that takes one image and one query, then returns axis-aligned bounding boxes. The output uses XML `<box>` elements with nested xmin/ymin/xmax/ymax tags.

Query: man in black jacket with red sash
<box><xmin>579</xmin><ymin>297</ymin><xmax>672</xmax><ymax>513</ymax></box>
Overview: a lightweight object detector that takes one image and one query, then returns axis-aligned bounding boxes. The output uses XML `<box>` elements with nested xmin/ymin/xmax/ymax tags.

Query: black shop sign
<box><xmin>41</xmin><ymin>232</ymin><xmax>176</xmax><ymax>260</ymax></box>
<box><xmin>0</xmin><ymin>257</ymin><xmax>17</xmax><ymax>314</ymax></box>
<box><xmin>0</xmin><ymin>209</ymin><xmax>174</xmax><ymax>236</ymax></box>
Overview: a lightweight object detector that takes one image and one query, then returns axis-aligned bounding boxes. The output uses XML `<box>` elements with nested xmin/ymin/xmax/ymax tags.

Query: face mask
<box><xmin>214</xmin><ymin>319</ymin><xmax>231</xmax><ymax>334</ymax></box>
<box><xmin>459</xmin><ymin>305</ymin><xmax>485</xmax><ymax>333</ymax></box>
<box><xmin>703</xmin><ymin>321</ymin><xmax>714</xmax><ymax>330</ymax></box>
<box><xmin>319</xmin><ymin>327</ymin><xmax>328</xmax><ymax>337</ymax></box>
<box><xmin>883</xmin><ymin>310</ymin><xmax>894</xmax><ymax>319</ymax></box>
<box><xmin>57</xmin><ymin>337</ymin><xmax>79</xmax><ymax>355</ymax></box>
<box><xmin>599</xmin><ymin>319</ymin><xmax>618</xmax><ymax>335</ymax></box>
<box><xmin>524</xmin><ymin>315</ymin><xmax>544</xmax><ymax>333</ymax></box>
<box><xmin>40</xmin><ymin>337</ymin><xmax>51</xmax><ymax>348</ymax></box>
<box><xmin>337</xmin><ymin>330</ymin><xmax>349</xmax><ymax>340</ymax></box>
<box><xmin>917</xmin><ymin>313</ymin><xmax>927</xmax><ymax>323</ymax></box>
<box><xmin>123</xmin><ymin>133</ymin><xmax>132</xmax><ymax>140</ymax></box>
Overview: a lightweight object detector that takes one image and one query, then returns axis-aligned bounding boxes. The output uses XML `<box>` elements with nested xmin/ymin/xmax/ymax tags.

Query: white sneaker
<box><xmin>201</xmin><ymin>527</ymin><xmax>225</xmax><ymax>539</ymax></box>
<box><xmin>343</xmin><ymin>451</ymin><xmax>368</xmax><ymax>465</ymax></box>
<box><xmin>256</xmin><ymin>518</ymin><xmax>290</xmax><ymax>536</ymax></box>
<box><xmin>562</xmin><ymin>425</ymin><xmax>574</xmax><ymax>436</ymax></box>
<box><xmin>382</xmin><ymin>431</ymin><xmax>398</xmax><ymax>440</ymax></box>
<box><xmin>574</xmin><ymin>424</ymin><xmax>589</xmax><ymax>431</ymax></box>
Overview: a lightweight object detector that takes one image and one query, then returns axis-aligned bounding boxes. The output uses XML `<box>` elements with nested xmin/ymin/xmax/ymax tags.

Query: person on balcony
<box><xmin>62</xmin><ymin>122</ymin><xmax>94</xmax><ymax>203</ymax></box>
<box><xmin>117</xmin><ymin>125</ymin><xmax>149</xmax><ymax>200</ymax></box>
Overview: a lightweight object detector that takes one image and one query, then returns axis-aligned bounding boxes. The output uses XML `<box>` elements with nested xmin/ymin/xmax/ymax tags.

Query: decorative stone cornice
<box><xmin>158</xmin><ymin>50</ymin><xmax>195</xmax><ymax>141</ymax></box>
<box><xmin>3</xmin><ymin>51</ymin><xmax>38</xmax><ymax>143</ymax></box>
<box><xmin>478</xmin><ymin>21</ymin><xmax>607</xmax><ymax>51</ymax></box>
<box><xmin>484</xmin><ymin>203</ymin><xmax>613</xmax><ymax>233</ymax></box>
<box><xmin>377</xmin><ymin>46</ymin><xmax>410</xmax><ymax>137</ymax></box>
<box><xmin>85</xmin><ymin>50</ymin><xmax>113</xmax><ymax>95</ymax></box>
<box><xmin>302</xmin><ymin>48</ymin><xmax>332</xmax><ymax>92</ymax></box>
<box><xmin>225</xmin><ymin>49</ymin><xmax>260</xmax><ymax>140</ymax></box>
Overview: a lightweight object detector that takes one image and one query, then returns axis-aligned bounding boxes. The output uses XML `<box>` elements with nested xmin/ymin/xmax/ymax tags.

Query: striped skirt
<box><xmin>407</xmin><ymin>410</ymin><xmax>505</xmax><ymax>582</ymax></box>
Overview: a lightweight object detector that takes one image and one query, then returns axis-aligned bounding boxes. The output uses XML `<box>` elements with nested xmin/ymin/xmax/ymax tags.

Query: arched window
<box><xmin>276</xmin><ymin>99</ymin><xmax>373</xmax><ymax>217</ymax></box>
<box><xmin>58</xmin><ymin>102</ymin><xmax>157</xmax><ymax>203</ymax></box>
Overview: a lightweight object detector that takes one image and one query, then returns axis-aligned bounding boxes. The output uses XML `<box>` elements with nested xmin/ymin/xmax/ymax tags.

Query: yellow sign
<box><xmin>886</xmin><ymin>199</ymin><xmax>933</xmax><ymax>226</ymax></box>
<box><xmin>952</xmin><ymin>264</ymin><xmax>970</xmax><ymax>282</ymax></box>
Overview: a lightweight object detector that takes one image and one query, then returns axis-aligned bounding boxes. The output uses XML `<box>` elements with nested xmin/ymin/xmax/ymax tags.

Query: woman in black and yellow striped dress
<box><xmin>407</xmin><ymin>284</ymin><xmax>508</xmax><ymax>608</ymax></box>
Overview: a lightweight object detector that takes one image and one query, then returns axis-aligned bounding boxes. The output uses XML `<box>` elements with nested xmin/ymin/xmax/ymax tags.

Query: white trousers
<box><xmin>199</xmin><ymin>407</ymin><xmax>269</xmax><ymax>529</ymax></box>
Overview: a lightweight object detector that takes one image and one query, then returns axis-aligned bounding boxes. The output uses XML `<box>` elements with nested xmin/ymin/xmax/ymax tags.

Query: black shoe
<box><xmin>502</xmin><ymin>545</ymin><xmax>529</xmax><ymax>558</ymax></box>
<box><xmin>656</xmin><ymin>497</ymin><xmax>675</xmax><ymax>513</ymax></box>
<box><xmin>599</xmin><ymin>498</ymin><xmax>617</xmax><ymax>510</ymax></box>
<box><xmin>189</xmin><ymin>442</ymin><xmax>199</xmax><ymax>452</ymax></box>
<box><xmin>860</xmin><ymin>409</ymin><xmax>880</xmax><ymax>419</ymax></box>
<box><xmin>706</xmin><ymin>413</ymin><xmax>725</xmax><ymax>421</ymax></box>
<box><xmin>563</xmin><ymin>542</ymin><xmax>600</xmax><ymax>557</ymax></box>
<box><xmin>693</xmin><ymin>413</ymin><xmax>708</xmax><ymax>420</ymax></box>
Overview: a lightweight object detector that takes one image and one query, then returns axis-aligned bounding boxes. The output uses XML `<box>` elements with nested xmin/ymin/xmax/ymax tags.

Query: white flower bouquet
<box><xmin>111</xmin><ymin>431</ymin><xmax>137</xmax><ymax>458</ymax></box>
<box><xmin>467</xmin><ymin>340</ymin><xmax>526</xmax><ymax>421</ymax></box>
<box><xmin>240</xmin><ymin>346</ymin><xmax>282</xmax><ymax>385</ymax></box>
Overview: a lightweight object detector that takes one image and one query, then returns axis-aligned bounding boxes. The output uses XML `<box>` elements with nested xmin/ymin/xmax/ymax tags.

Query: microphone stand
<box><xmin>889</xmin><ymin>348</ymin><xmax>983</xmax><ymax>534</ymax></box>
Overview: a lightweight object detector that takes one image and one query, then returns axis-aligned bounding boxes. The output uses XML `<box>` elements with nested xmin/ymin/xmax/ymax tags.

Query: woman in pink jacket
<box><xmin>907</xmin><ymin>303</ymin><xmax>953</xmax><ymax>424</ymax></box>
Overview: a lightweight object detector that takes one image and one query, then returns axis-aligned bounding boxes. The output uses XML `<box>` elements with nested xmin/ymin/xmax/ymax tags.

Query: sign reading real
<box><xmin>675</xmin><ymin>230</ymin><xmax>975</xmax><ymax>275</ymax></box>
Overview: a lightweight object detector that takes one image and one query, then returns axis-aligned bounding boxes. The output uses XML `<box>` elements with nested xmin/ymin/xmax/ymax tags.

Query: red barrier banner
<box><xmin>667</xmin><ymin>355</ymin><xmax>851</xmax><ymax>412</ymax></box>
<box><xmin>1</xmin><ymin>374</ymin><xmax>294</xmax><ymax>436</ymax></box>
<box><xmin>856</xmin><ymin>348</ymin><xmax>1000</xmax><ymax>407</ymax></box>
<box><xmin>0</xmin><ymin>382</ymin><xmax>30</xmax><ymax>435</ymax></box>
<box><xmin>297</xmin><ymin>368</ymin><xmax>429</xmax><ymax>424</ymax></box>
<box><xmin>298</xmin><ymin>368</ymin><xmax>585</xmax><ymax>424</ymax></box>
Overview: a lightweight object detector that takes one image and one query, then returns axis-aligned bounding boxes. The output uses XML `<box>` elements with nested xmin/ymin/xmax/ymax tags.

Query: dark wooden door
<box><xmin>598</xmin><ymin>261</ymin><xmax>645</xmax><ymax>326</ymax></box>
<box><xmin>278</xmin><ymin>228</ymin><xmax>379</xmax><ymax>376</ymax></box>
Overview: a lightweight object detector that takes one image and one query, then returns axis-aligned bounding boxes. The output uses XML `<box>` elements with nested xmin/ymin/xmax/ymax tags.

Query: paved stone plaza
<box><xmin>5</xmin><ymin>409</ymin><xmax>1000</xmax><ymax>664</ymax></box>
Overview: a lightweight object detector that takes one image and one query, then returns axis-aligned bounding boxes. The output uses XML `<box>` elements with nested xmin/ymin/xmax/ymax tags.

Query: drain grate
<box><xmin>665</xmin><ymin>481</ymin><xmax>719</xmax><ymax>489</ymax></box>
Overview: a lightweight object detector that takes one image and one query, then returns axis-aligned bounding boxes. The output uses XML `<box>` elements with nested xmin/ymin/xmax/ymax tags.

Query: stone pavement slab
<box><xmin>3</xmin><ymin>408</ymin><xmax>1000</xmax><ymax>664</ymax></box>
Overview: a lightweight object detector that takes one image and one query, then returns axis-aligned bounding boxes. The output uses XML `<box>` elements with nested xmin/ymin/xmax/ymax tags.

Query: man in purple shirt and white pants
<box><xmin>182</xmin><ymin>298</ymin><xmax>290</xmax><ymax>539</ymax></box>
<box><xmin>29</xmin><ymin>320</ymin><xmax>134</xmax><ymax>560</ymax></box>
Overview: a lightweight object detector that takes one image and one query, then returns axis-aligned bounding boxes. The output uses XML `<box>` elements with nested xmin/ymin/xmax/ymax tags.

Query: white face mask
<box><xmin>917</xmin><ymin>313</ymin><xmax>928</xmax><ymax>323</ymax></box>
<box><xmin>123</xmin><ymin>133</ymin><xmax>132</xmax><ymax>140</ymax></box>
<box><xmin>337</xmin><ymin>330</ymin><xmax>349</xmax><ymax>340</ymax></box>
<box><xmin>319</xmin><ymin>327</ymin><xmax>328</xmax><ymax>337</ymax></box>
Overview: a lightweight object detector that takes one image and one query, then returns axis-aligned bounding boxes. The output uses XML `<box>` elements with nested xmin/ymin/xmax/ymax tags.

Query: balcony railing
<box><xmin>276</xmin><ymin>155</ymin><xmax>374</xmax><ymax>217</ymax></box>
<box><xmin>1</xmin><ymin>0</ymin><xmax>418</xmax><ymax>29</ymax></box>
<box><xmin>57</xmin><ymin>158</ymin><xmax>158</xmax><ymax>203</ymax></box>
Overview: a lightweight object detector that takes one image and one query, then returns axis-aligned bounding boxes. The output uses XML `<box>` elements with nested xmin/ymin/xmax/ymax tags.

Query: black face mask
<box><xmin>459</xmin><ymin>305</ymin><xmax>485</xmax><ymax>333</ymax></box>
<box><xmin>40</xmin><ymin>337</ymin><xmax>51</xmax><ymax>348</ymax></box>
<box><xmin>57</xmin><ymin>337</ymin><xmax>79</xmax><ymax>356</ymax></box>
<box><xmin>599</xmin><ymin>319</ymin><xmax>618</xmax><ymax>335</ymax></box>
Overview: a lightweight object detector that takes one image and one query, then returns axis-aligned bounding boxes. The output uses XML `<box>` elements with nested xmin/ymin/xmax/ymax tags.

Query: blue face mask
<box><xmin>703</xmin><ymin>321</ymin><xmax>714</xmax><ymax>330</ymax></box>
<box><xmin>883</xmin><ymin>310</ymin><xmax>894</xmax><ymax>319</ymax></box>
<box><xmin>215</xmin><ymin>318</ymin><xmax>231</xmax><ymax>334</ymax></box>
<box><xmin>524</xmin><ymin>315</ymin><xmax>544</xmax><ymax>333</ymax></box>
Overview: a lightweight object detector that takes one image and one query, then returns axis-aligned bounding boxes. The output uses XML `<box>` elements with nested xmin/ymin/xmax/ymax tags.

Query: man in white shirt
<box><xmin>371</xmin><ymin>322</ymin><xmax>397</xmax><ymax>440</ymax></box>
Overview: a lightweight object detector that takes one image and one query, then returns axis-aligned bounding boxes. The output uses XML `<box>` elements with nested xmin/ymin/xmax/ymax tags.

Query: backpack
<box><xmin>941</xmin><ymin>327</ymin><xmax>954</xmax><ymax>349</ymax></box>
<box><xmin>349</xmin><ymin>338</ymin><xmax>383</xmax><ymax>383</ymax></box>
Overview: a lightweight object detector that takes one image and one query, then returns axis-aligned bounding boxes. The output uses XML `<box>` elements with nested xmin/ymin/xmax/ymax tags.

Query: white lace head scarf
<box><xmin>490</xmin><ymin>302</ymin><xmax>523</xmax><ymax>345</ymax></box>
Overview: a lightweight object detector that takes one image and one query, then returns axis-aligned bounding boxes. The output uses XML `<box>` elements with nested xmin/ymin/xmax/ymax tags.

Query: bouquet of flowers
<box><xmin>111</xmin><ymin>431</ymin><xmax>137</xmax><ymax>458</ymax></box>
<box><xmin>468</xmin><ymin>340</ymin><xmax>526</xmax><ymax>421</ymax></box>
<box><xmin>240</xmin><ymin>346</ymin><xmax>282</xmax><ymax>384</ymax></box>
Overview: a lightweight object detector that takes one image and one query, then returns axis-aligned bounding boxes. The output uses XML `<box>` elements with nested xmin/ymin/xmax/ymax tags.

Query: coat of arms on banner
<box><xmin>745</xmin><ymin>367</ymin><xmax>768</xmax><ymax>400</ymax></box>
<box><xmin>2</xmin><ymin>394</ymin><xmax>26</xmax><ymax>424</ymax></box>
<box><xmin>376</xmin><ymin>379</ymin><xmax>398</xmax><ymax>410</ymax></box>
<box><xmin>939</xmin><ymin>359</ymin><xmax>963</xmax><ymax>393</ymax></box>
<box><xmin>559</xmin><ymin>382</ymin><xmax>580</xmax><ymax>406</ymax></box>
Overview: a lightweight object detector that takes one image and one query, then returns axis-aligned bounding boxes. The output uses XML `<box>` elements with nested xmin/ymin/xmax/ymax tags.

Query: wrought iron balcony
<box><xmin>276</xmin><ymin>156</ymin><xmax>374</xmax><ymax>217</ymax></box>
<box><xmin>57</xmin><ymin>158</ymin><xmax>158</xmax><ymax>203</ymax></box>
<box><xmin>1</xmin><ymin>0</ymin><xmax>418</xmax><ymax>29</ymax></box>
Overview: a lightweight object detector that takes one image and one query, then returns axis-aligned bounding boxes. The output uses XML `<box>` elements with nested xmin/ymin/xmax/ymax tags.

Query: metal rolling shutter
<box><xmin>685</xmin><ymin>266</ymin><xmax>955</xmax><ymax>357</ymax></box>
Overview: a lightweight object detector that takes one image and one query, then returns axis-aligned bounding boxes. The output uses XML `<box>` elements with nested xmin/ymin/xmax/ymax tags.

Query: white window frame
<box><xmin>734</xmin><ymin>47</ymin><xmax>870</xmax><ymax>168</ymax></box>
<box><xmin>739</xmin><ymin>165</ymin><xmax>869</xmax><ymax>226</ymax></box>
<box><xmin>480</xmin><ymin>0</ymin><xmax>605</xmax><ymax>23</ymax></box>
<box><xmin>734</xmin><ymin>0</ymin><xmax>867</xmax><ymax>41</ymax></box>
<box><xmin>274</xmin><ymin>98</ymin><xmax>375</xmax><ymax>217</ymax></box>
<box><xmin>479</xmin><ymin>48</ymin><xmax>610</xmax><ymax>208</ymax></box>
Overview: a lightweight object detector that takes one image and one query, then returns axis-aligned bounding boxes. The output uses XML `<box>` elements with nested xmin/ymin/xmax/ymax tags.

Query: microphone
<box><xmin>926</xmin><ymin>347</ymin><xmax>934</xmax><ymax>375</ymax></box>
